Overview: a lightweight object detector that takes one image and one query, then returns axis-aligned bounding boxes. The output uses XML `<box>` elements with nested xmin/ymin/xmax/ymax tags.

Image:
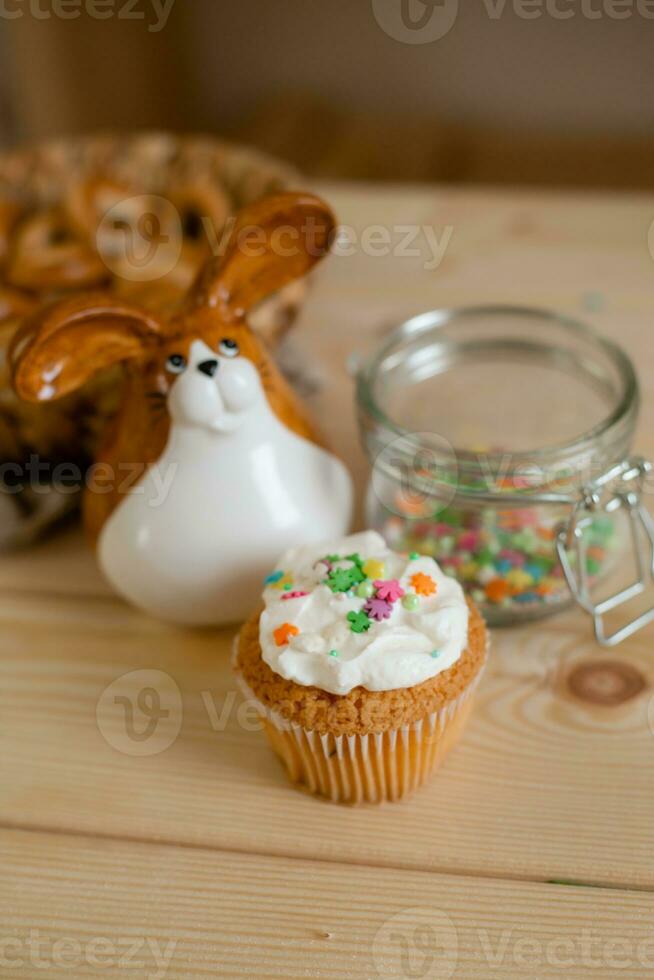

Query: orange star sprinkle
<box><xmin>274</xmin><ymin>622</ymin><xmax>300</xmax><ymax>646</ymax></box>
<box><xmin>410</xmin><ymin>572</ymin><xmax>437</xmax><ymax>597</ymax></box>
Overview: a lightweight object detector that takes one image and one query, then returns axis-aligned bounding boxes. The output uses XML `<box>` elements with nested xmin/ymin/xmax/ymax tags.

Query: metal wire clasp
<box><xmin>556</xmin><ymin>457</ymin><xmax>654</xmax><ymax>646</ymax></box>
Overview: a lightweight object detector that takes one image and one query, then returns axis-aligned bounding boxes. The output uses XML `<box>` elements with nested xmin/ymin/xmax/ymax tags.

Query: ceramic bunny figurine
<box><xmin>11</xmin><ymin>192</ymin><xmax>353</xmax><ymax>625</ymax></box>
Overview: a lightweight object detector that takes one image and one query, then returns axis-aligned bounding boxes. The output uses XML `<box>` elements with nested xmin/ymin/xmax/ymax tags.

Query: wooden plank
<box><xmin>0</xmin><ymin>527</ymin><xmax>109</xmax><ymax>599</ymax></box>
<box><xmin>2</xmin><ymin>829</ymin><xmax>654</xmax><ymax>979</ymax></box>
<box><xmin>0</xmin><ymin>591</ymin><xmax>652</xmax><ymax>888</ymax></box>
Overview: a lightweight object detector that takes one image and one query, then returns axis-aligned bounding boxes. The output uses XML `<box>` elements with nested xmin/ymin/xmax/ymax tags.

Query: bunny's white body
<box><xmin>98</xmin><ymin>340</ymin><xmax>352</xmax><ymax>625</ymax></box>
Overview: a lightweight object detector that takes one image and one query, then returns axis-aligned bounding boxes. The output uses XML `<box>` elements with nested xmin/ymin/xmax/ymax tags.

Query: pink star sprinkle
<box><xmin>363</xmin><ymin>597</ymin><xmax>394</xmax><ymax>621</ymax></box>
<box><xmin>374</xmin><ymin>579</ymin><xmax>405</xmax><ymax>602</ymax></box>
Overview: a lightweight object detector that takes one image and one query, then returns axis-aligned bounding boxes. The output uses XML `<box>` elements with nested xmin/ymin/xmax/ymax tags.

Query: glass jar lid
<box><xmin>357</xmin><ymin>306</ymin><xmax>639</xmax><ymax>503</ymax></box>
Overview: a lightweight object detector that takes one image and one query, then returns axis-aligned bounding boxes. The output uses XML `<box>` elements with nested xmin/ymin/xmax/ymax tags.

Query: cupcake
<box><xmin>234</xmin><ymin>531</ymin><xmax>488</xmax><ymax>803</ymax></box>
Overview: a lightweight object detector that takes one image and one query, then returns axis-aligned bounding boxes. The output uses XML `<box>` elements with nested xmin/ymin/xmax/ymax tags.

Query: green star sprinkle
<box><xmin>326</xmin><ymin>567</ymin><xmax>357</xmax><ymax>592</ymax></box>
<box><xmin>347</xmin><ymin>610</ymin><xmax>371</xmax><ymax>633</ymax></box>
<box><xmin>344</xmin><ymin>553</ymin><xmax>366</xmax><ymax>584</ymax></box>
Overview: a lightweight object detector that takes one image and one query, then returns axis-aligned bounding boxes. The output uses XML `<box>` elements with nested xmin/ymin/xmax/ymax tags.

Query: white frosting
<box><xmin>259</xmin><ymin>531</ymin><xmax>469</xmax><ymax>695</ymax></box>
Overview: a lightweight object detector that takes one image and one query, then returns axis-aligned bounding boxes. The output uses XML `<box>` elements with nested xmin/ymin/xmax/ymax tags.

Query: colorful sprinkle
<box><xmin>347</xmin><ymin>610</ymin><xmax>371</xmax><ymax>633</ymax></box>
<box><xmin>485</xmin><ymin>579</ymin><xmax>510</xmax><ymax>604</ymax></box>
<box><xmin>271</xmin><ymin>573</ymin><xmax>293</xmax><ymax>591</ymax></box>
<box><xmin>274</xmin><ymin>623</ymin><xmax>300</xmax><ymax>646</ymax></box>
<box><xmin>328</xmin><ymin>649</ymin><xmax>339</xmax><ymax>658</ymax></box>
<box><xmin>430</xmin><ymin>649</ymin><xmax>441</xmax><ymax>658</ymax></box>
<box><xmin>402</xmin><ymin>593</ymin><xmax>420</xmax><ymax>611</ymax></box>
<box><xmin>363</xmin><ymin>596</ymin><xmax>394</xmax><ymax>621</ymax></box>
<box><xmin>325</xmin><ymin>567</ymin><xmax>358</xmax><ymax>593</ymax></box>
<box><xmin>505</xmin><ymin>568</ymin><xmax>534</xmax><ymax>593</ymax></box>
<box><xmin>411</xmin><ymin>572</ymin><xmax>437</xmax><ymax>597</ymax></box>
<box><xmin>281</xmin><ymin>590</ymin><xmax>309</xmax><ymax>600</ymax></box>
<box><xmin>362</xmin><ymin>558</ymin><xmax>385</xmax><ymax>580</ymax></box>
<box><xmin>379</xmin><ymin>494</ymin><xmax>615</xmax><ymax>621</ymax></box>
<box><xmin>264</xmin><ymin>570</ymin><xmax>284</xmax><ymax>585</ymax></box>
<box><xmin>374</xmin><ymin>579</ymin><xmax>405</xmax><ymax>602</ymax></box>
<box><xmin>356</xmin><ymin>581</ymin><xmax>375</xmax><ymax>599</ymax></box>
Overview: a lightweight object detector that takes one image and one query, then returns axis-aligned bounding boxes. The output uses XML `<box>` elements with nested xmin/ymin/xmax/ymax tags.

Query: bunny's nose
<box><xmin>197</xmin><ymin>359</ymin><xmax>219</xmax><ymax>377</ymax></box>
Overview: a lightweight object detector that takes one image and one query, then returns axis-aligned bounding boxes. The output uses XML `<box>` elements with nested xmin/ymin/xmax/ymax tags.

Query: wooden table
<box><xmin>2</xmin><ymin>184</ymin><xmax>654</xmax><ymax>978</ymax></box>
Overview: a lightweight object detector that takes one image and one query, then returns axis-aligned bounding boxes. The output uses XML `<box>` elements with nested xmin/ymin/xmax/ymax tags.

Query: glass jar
<box><xmin>356</xmin><ymin>306</ymin><xmax>654</xmax><ymax>644</ymax></box>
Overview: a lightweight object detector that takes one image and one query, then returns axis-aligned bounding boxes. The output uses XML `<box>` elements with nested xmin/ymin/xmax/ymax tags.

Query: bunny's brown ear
<box><xmin>11</xmin><ymin>292</ymin><xmax>163</xmax><ymax>402</ymax></box>
<box><xmin>188</xmin><ymin>192</ymin><xmax>336</xmax><ymax>319</ymax></box>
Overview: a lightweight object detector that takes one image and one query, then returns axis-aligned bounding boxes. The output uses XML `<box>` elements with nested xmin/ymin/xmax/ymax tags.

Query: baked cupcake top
<box><xmin>259</xmin><ymin>530</ymin><xmax>469</xmax><ymax>695</ymax></box>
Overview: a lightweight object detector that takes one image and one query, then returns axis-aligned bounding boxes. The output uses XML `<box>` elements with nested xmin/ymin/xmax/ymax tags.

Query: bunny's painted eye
<box><xmin>166</xmin><ymin>353</ymin><xmax>187</xmax><ymax>374</ymax></box>
<box><xmin>219</xmin><ymin>338</ymin><xmax>239</xmax><ymax>358</ymax></box>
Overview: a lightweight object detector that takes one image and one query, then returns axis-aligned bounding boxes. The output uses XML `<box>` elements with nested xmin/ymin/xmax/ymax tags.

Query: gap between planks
<box><xmin>2</xmin><ymin>818</ymin><xmax>653</xmax><ymax>898</ymax></box>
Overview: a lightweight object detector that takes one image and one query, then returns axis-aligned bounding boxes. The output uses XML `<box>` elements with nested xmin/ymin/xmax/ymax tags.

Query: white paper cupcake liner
<box><xmin>233</xmin><ymin>638</ymin><xmax>486</xmax><ymax>803</ymax></box>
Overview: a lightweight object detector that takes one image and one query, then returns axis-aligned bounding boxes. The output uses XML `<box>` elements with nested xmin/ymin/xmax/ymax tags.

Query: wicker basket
<box><xmin>0</xmin><ymin>132</ymin><xmax>305</xmax><ymax>469</ymax></box>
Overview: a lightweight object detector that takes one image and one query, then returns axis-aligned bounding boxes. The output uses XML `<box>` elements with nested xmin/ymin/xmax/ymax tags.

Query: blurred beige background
<box><xmin>1</xmin><ymin>0</ymin><xmax>654</xmax><ymax>187</ymax></box>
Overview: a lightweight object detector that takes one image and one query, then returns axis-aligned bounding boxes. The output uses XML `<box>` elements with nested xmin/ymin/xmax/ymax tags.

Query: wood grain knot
<box><xmin>567</xmin><ymin>661</ymin><xmax>647</xmax><ymax>706</ymax></box>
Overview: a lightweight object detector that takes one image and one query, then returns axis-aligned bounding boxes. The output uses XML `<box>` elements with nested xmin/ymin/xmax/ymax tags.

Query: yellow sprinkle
<box><xmin>271</xmin><ymin>573</ymin><xmax>293</xmax><ymax>590</ymax></box>
<box><xmin>461</xmin><ymin>561</ymin><xmax>479</xmax><ymax>581</ymax></box>
<box><xmin>505</xmin><ymin>569</ymin><xmax>533</xmax><ymax>591</ymax></box>
<box><xmin>362</xmin><ymin>559</ymin><xmax>385</xmax><ymax>580</ymax></box>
